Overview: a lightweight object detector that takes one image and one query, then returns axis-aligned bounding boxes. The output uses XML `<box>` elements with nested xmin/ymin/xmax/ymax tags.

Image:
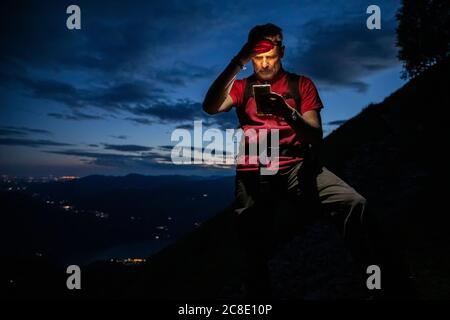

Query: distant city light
<box><xmin>58</xmin><ymin>176</ymin><xmax>79</xmax><ymax>181</ymax></box>
<box><xmin>112</xmin><ymin>258</ymin><xmax>147</xmax><ymax>266</ymax></box>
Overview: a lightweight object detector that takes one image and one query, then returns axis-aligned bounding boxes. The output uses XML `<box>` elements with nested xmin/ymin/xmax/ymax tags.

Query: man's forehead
<box><xmin>254</xmin><ymin>46</ymin><xmax>279</xmax><ymax>57</ymax></box>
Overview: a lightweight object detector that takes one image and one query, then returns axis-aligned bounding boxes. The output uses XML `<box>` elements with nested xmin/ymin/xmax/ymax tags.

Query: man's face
<box><xmin>251</xmin><ymin>40</ymin><xmax>284</xmax><ymax>81</ymax></box>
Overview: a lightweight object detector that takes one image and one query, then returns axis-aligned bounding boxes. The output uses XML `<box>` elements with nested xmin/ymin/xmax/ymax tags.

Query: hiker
<box><xmin>202</xmin><ymin>23</ymin><xmax>407</xmax><ymax>299</ymax></box>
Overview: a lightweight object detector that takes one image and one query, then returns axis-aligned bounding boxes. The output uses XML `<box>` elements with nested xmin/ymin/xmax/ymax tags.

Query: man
<box><xmin>202</xmin><ymin>23</ymin><xmax>397</xmax><ymax>298</ymax></box>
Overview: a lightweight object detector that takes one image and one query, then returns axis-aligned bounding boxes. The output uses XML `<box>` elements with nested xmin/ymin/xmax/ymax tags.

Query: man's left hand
<box><xmin>264</xmin><ymin>92</ymin><xmax>295</xmax><ymax>119</ymax></box>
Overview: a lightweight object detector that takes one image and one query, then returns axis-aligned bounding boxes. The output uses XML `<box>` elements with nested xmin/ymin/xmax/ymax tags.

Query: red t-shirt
<box><xmin>229</xmin><ymin>68</ymin><xmax>323</xmax><ymax>172</ymax></box>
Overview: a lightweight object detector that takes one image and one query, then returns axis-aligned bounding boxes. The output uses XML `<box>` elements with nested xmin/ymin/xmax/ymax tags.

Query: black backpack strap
<box><xmin>286</xmin><ymin>72</ymin><xmax>302</xmax><ymax>112</ymax></box>
<box><xmin>283</xmin><ymin>72</ymin><xmax>319</xmax><ymax>163</ymax></box>
<box><xmin>242</xmin><ymin>75</ymin><xmax>256</xmax><ymax>108</ymax></box>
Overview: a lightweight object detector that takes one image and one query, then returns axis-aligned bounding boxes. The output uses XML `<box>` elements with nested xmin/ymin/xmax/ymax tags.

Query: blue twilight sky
<box><xmin>0</xmin><ymin>0</ymin><xmax>406</xmax><ymax>177</ymax></box>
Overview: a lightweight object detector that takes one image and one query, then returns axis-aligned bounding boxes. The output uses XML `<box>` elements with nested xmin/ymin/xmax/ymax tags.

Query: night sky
<box><xmin>0</xmin><ymin>0</ymin><xmax>406</xmax><ymax>177</ymax></box>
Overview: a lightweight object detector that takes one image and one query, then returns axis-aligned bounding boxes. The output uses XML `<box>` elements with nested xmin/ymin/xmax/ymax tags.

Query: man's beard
<box><xmin>255</xmin><ymin>65</ymin><xmax>280</xmax><ymax>80</ymax></box>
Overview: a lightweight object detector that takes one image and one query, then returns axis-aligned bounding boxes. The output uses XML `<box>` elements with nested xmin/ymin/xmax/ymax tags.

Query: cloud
<box><xmin>126</xmin><ymin>99</ymin><xmax>238</xmax><ymax>128</ymax></box>
<box><xmin>14</xmin><ymin>75</ymin><xmax>165</xmax><ymax>111</ymax></box>
<box><xmin>124</xmin><ymin>117</ymin><xmax>155</xmax><ymax>125</ymax></box>
<box><xmin>10</xmin><ymin>73</ymin><xmax>237</xmax><ymax>130</ymax></box>
<box><xmin>128</xmin><ymin>100</ymin><xmax>205</xmax><ymax>122</ymax></box>
<box><xmin>110</xmin><ymin>135</ymin><xmax>128</xmax><ymax>140</ymax></box>
<box><xmin>47</xmin><ymin>111</ymin><xmax>104</xmax><ymax>121</ymax></box>
<box><xmin>122</xmin><ymin>100</ymin><xmax>238</xmax><ymax>129</ymax></box>
<box><xmin>172</xmin><ymin>111</ymin><xmax>239</xmax><ymax>131</ymax></box>
<box><xmin>0</xmin><ymin>138</ymin><xmax>73</xmax><ymax>147</ymax></box>
<box><xmin>102</xmin><ymin>143</ymin><xmax>153</xmax><ymax>152</ymax></box>
<box><xmin>0</xmin><ymin>0</ymin><xmax>240</xmax><ymax>127</ymax></box>
<box><xmin>45</xmin><ymin>148</ymin><xmax>234</xmax><ymax>172</ymax></box>
<box><xmin>174</xmin><ymin>123</ymin><xmax>196</xmax><ymax>130</ymax></box>
<box><xmin>286</xmin><ymin>19</ymin><xmax>399</xmax><ymax>92</ymax></box>
<box><xmin>157</xmin><ymin>145</ymin><xmax>174</xmax><ymax>152</ymax></box>
<box><xmin>0</xmin><ymin>126</ymin><xmax>52</xmax><ymax>136</ymax></box>
<box><xmin>0</xmin><ymin>0</ymin><xmax>235</xmax><ymax>76</ymax></box>
<box><xmin>17</xmin><ymin>72</ymin><xmax>239</xmax><ymax>128</ymax></box>
<box><xmin>150</xmin><ymin>62</ymin><xmax>218</xmax><ymax>86</ymax></box>
<box><xmin>156</xmin><ymin>145</ymin><xmax>234</xmax><ymax>156</ymax></box>
<box><xmin>9</xmin><ymin>70</ymin><xmax>239</xmax><ymax>128</ymax></box>
<box><xmin>46</xmin><ymin>149</ymin><xmax>153</xmax><ymax>168</ymax></box>
<box><xmin>0</xmin><ymin>128</ymin><xmax>27</xmax><ymax>136</ymax></box>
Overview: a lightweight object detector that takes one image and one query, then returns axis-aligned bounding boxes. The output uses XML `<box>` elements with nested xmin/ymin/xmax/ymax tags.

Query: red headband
<box><xmin>252</xmin><ymin>39</ymin><xmax>275</xmax><ymax>54</ymax></box>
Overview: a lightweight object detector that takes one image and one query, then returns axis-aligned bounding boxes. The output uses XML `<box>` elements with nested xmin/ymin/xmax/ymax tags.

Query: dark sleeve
<box><xmin>299</xmin><ymin>76</ymin><xmax>324</xmax><ymax>114</ymax></box>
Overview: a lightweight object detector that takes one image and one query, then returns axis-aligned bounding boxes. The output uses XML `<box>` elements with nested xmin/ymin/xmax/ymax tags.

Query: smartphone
<box><xmin>253</xmin><ymin>84</ymin><xmax>272</xmax><ymax>115</ymax></box>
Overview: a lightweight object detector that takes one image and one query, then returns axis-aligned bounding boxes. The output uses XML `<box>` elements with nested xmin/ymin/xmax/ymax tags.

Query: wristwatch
<box><xmin>231</xmin><ymin>56</ymin><xmax>245</xmax><ymax>70</ymax></box>
<box><xmin>290</xmin><ymin>108</ymin><xmax>299</xmax><ymax>121</ymax></box>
